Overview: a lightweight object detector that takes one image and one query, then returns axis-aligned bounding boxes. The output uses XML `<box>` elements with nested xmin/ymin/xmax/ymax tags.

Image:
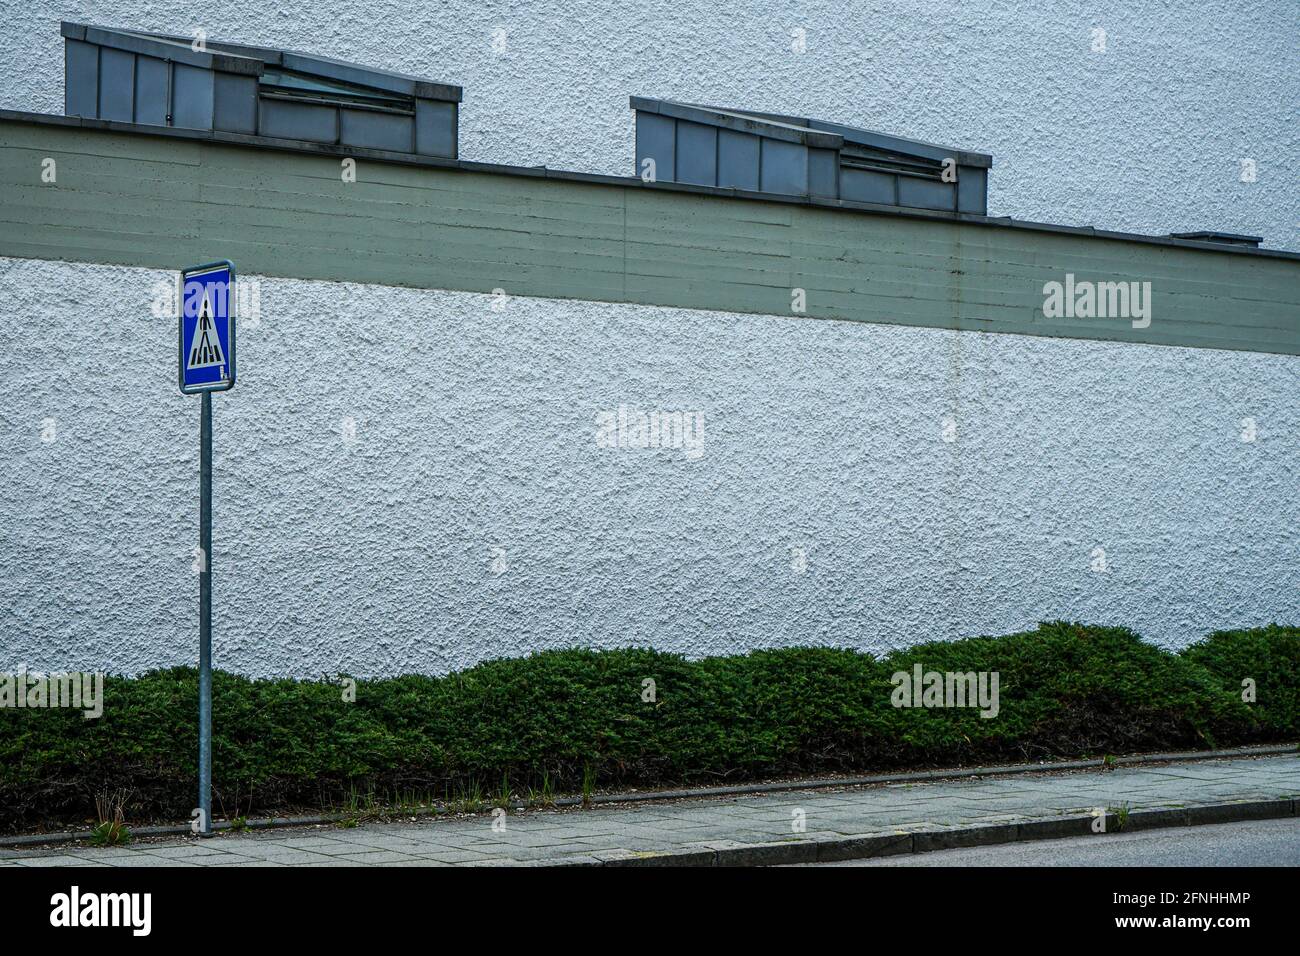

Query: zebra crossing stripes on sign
<box><xmin>178</xmin><ymin>261</ymin><xmax>237</xmax><ymax>394</ymax></box>
<box><xmin>188</xmin><ymin>292</ymin><xmax>227</xmax><ymax>370</ymax></box>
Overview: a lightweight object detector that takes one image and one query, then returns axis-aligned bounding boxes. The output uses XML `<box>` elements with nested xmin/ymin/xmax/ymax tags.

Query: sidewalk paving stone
<box><xmin>5</xmin><ymin>754</ymin><xmax>1296</xmax><ymax>867</ymax></box>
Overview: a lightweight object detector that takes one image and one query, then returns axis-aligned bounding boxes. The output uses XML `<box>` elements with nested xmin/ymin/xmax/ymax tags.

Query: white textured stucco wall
<box><xmin>2</xmin><ymin>5</ymin><xmax>1297</xmax><ymax>675</ymax></box>
<box><xmin>1</xmin><ymin>1</ymin><xmax>1297</xmax><ymax>248</ymax></box>
<box><xmin>2</xmin><ymin>258</ymin><xmax>1296</xmax><ymax>676</ymax></box>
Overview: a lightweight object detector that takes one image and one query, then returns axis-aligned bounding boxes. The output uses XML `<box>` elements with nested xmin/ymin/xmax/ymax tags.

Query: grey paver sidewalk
<box><xmin>4</xmin><ymin>755</ymin><xmax>1298</xmax><ymax>867</ymax></box>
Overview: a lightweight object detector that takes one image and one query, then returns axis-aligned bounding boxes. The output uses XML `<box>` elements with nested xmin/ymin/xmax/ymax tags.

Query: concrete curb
<box><xmin>2</xmin><ymin>742</ymin><xmax>1294</xmax><ymax>850</ymax></box>
<box><xmin>574</xmin><ymin>797</ymin><xmax>1298</xmax><ymax>867</ymax></box>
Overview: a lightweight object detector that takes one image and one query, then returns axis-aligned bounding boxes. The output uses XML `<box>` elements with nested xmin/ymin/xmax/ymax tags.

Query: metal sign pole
<box><xmin>198</xmin><ymin>389</ymin><xmax>213</xmax><ymax>836</ymax></box>
<box><xmin>179</xmin><ymin>259</ymin><xmax>235</xmax><ymax>838</ymax></box>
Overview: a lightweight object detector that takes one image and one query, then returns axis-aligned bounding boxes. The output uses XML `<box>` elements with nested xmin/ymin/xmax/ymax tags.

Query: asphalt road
<box><xmin>808</xmin><ymin>818</ymin><xmax>1300</xmax><ymax>866</ymax></box>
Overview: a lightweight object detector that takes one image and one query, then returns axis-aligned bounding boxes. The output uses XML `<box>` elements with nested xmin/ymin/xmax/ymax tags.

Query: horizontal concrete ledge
<box><xmin>2</xmin><ymin>110</ymin><xmax>1297</xmax><ymax>261</ymax></box>
<box><xmin>574</xmin><ymin>798</ymin><xmax>1299</xmax><ymax>867</ymax></box>
<box><xmin>2</xmin><ymin>742</ymin><xmax>1294</xmax><ymax>850</ymax></box>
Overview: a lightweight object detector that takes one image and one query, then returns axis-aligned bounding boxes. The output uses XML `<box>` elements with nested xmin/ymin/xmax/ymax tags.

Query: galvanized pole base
<box><xmin>198</xmin><ymin>390</ymin><xmax>213</xmax><ymax>836</ymax></box>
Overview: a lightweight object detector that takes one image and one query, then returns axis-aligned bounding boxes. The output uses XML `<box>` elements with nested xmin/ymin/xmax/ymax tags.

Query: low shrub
<box><xmin>0</xmin><ymin>622</ymin><xmax>1292</xmax><ymax>831</ymax></box>
<box><xmin>1181</xmin><ymin>624</ymin><xmax>1300</xmax><ymax>739</ymax></box>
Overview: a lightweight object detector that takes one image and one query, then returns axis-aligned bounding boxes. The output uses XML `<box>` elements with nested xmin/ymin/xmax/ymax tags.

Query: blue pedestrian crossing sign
<box><xmin>178</xmin><ymin>261</ymin><xmax>237</xmax><ymax>394</ymax></box>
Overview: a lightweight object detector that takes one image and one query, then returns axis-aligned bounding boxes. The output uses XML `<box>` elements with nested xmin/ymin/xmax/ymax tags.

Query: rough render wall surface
<box><xmin>1</xmin><ymin>1</ymin><xmax>1296</xmax><ymax>248</ymax></box>
<box><xmin>2</xmin><ymin>258</ymin><xmax>1296</xmax><ymax>676</ymax></box>
<box><xmin>2</xmin><ymin>4</ymin><xmax>1296</xmax><ymax>675</ymax></box>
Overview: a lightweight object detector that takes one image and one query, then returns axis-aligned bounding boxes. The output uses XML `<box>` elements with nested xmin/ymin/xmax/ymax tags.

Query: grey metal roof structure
<box><xmin>61</xmin><ymin>21</ymin><xmax>461</xmax><ymax>158</ymax></box>
<box><xmin>632</xmin><ymin>96</ymin><xmax>992</xmax><ymax>214</ymax></box>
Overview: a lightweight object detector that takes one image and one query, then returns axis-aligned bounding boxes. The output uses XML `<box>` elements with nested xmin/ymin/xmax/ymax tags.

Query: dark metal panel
<box><xmin>675</xmin><ymin>120</ymin><xmax>717</xmax><ymax>187</ymax></box>
<box><xmin>717</xmin><ymin>129</ymin><xmax>759</xmax><ymax>191</ymax></box>
<box><xmin>64</xmin><ymin>39</ymin><xmax>99</xmax><ymax>118</ymax></box>
<box><xmin>171</xmin><ymin>63</ymin><xmax>215</xmax><ymax>130</ymax></box>
<box><xmin>759</xmin><ymin>138</ymin><xmax>807</xmax><ymax>196</ymax></box>
<box><xmin>98</xmin><ymin>47</ymin><xmax>136</xmax><ymax>123</ymax></box>
<box><xmin>898</xmin><ymin>176</ymin><xmax>955</xmax><ymax>212</ymax></box>
<box><xmin>840</xmin><ymin>167</ymin><xmax>896</xmax><ymax>205</ymax></box>
<box><xmin>341</xmin><ymin>108</ymin><xmax>413</xmax><ymax>152</ymax></box>
<box><xmin>213</xmin><ymin>73</ymin><xmax>258</xmax><ymax>134</ymax></box>
<box><xmin>957</xmin><ymin>166</ymin><xmax>987</xmax><ymax>215</ymax></box>
<box><xmin>134</xmin><ymin>55</ymin><xmax>169</xmax><ymax>126</ymax></box>
<box><xmin>808</xmin><ymin>148</ymin><xmax>837</xmax><ymax>199</ymax></box>
<box><xmin>415</xmin><ymin>99</ymin><xmax>457</xmax><ymax>158</ymax></box>
<box><xmin>635</xmin><ymin>112</ymin><xmax>675</xmax><ymax>183</ymax></box>
<box><xmin>258</xmin><ymin>96</ymin><xmax>337</xmax><ymax>143</ymax></box>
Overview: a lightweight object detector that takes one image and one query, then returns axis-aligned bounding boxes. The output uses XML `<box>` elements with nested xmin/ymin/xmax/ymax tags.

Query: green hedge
<box><xmin>1182</xmin><ymin>624</ymin><xmax>1300</xmax><ymax>739</ymax></box>
<box><xmin>0</xmin><ymin>622</ymin><xmax>1295</xmax><ymax>831</ymax></box>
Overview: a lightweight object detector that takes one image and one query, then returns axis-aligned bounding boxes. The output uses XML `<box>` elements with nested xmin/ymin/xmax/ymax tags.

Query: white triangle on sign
<box><xmin>187</xmin><ymin>291</ymin><xmax>227</xmax><ymax>374</ymax></box>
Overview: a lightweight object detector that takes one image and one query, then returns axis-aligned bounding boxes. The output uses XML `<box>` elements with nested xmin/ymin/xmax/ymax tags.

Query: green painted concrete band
<box><xmin>2</xmin><ymin>118</ymin><xmax>1297</xmax><ymax>355</ymax></box>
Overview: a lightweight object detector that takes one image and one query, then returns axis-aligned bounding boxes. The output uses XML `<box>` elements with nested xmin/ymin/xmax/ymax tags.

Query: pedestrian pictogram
<box><xmin>187</xmin><ymin>292</ymin><xmax>227</xmax><ymax>372</ymax></box>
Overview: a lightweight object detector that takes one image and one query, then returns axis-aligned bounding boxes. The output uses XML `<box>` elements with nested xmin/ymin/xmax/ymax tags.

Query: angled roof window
<box><xmin>632</xmin><ymin>96</ymin><xmax>992</xmax><ymax>215</ymax></box>
<box><xmin>61</xmin><ymin>21</ymin><xmax>461</xmax><ymax>157</ymax></box>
